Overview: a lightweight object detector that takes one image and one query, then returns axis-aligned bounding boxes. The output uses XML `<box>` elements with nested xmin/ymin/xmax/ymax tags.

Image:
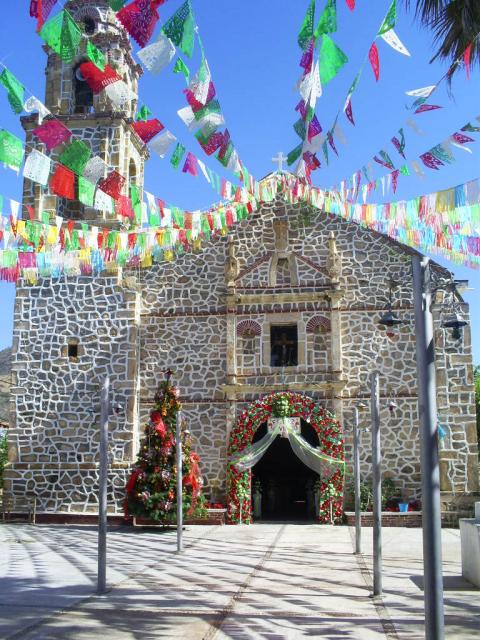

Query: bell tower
<box><xmin>22</xmin><ymin>0</ymin><xmax>148</xmax><ymax>222</ymax></box>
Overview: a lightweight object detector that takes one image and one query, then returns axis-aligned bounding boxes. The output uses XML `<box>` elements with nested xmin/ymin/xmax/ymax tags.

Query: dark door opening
<box><xmin>251</xmin><ymin>420</ymin><xmax>319</xmax><ymax>521</ymax></box>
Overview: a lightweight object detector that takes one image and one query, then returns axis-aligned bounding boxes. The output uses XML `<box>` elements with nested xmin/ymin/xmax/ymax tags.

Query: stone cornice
<box><xmin>226</xmin><ymin>290</ymin><xmax>345</xmax><ymax>306</ymax></box>
<box><xmin>21</xmin><ymin>113</ymin><xmax>149</xmax><ymax>159</ymax></box>
<box><xmin>221</xmin><ymin>380</ymin><xmax>348</xmax><ymax>396</ymax></box>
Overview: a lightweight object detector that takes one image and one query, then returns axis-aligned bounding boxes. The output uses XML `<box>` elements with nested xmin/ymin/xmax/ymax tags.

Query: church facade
<box><xmin>4</xmin><ymin>0</ymin><xmax>479</xmax><ymax>521</ymax></box>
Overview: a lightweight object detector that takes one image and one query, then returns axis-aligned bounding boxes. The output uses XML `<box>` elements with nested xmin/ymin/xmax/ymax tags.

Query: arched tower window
<box><xmin>83</xmin><ymin>17</ymin><xmax>96</xmax><ymax>35</ymax></box>
<box><xmin>73</xmin><ymin>64</ymin><xmax>94</xmax><ymax>114</ymax></box>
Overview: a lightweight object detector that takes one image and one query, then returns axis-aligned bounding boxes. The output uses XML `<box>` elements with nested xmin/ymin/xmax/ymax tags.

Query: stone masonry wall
<box><xmin>137</xmin><ymin>195</ymin><xmax>478</xmax><ymax>509</ymax></box>
<box><xmin>5</xmin><ymin>276</ymin><xmax>138</xmax><ymax>513</ymax></box>
<box><xmin>8</xmin><ymin>194</ymin><xmax>478</xmax><ymax>515</ymax></box>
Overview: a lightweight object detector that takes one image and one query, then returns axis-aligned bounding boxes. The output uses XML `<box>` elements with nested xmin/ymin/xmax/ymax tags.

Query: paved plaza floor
<box><xmin>0</xmin><ymin>522</ymin><xmax>478</xmax><ymax>639</ymax></box>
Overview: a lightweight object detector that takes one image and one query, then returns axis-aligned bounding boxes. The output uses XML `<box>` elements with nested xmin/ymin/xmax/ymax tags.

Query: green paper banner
<box><xmin>298</xmin><ymin>0</ymin><xmax>315</xmax><ymax>50</ymax></box>
<box><xmin>59</xmin><ymin>140</ymin><xmax>92</xmax><ymax>175</ymax></box>
<box><xmin>86</xmin><ymin>41</ymin><xmax>105</xmax><ymax>71</ymax></box>
<box><xmin>287</xmin><ymin>143</ymin><xmax>303</xmax><ymax>166</ymax></box>
<box><xmin>180</xmin><ymin>11</ymin><xmax>195</xmax><ymax>59</ymax></box>
<box><xmin>293</xmin><ymin>118</ymin><xmax>307</xmax><ymax>140</ymax></box>
<box><xmin>0</xmin><ymin>129</ymin><xmax>24</xmax><ymax>169</ymax></box>
<box><xmin>130</xmin><ymin>185</ymin><xmax>143</xmax><ymax>224</ymax></box>
<box><xmin>136</xmin><ymin>105</ymin><xmax>152</xmax><ymax>121</ymax></box>
<box><xmin>39</xmin><ymin>11</ymin><xmax>82</xmax><ymax>64</ymax></box>
<box><xmin>378</xmin><ymin>0</ymin><xmax>396</xmax><ymax>36</ymax></box>
<box><xmin>78</xmin><ymin>177</ymin><xmax>95</xmax><ymax>206</ymax></box>
<box><xmin>109</xmin><ymin>0</ymin><xmax>126</xmax><ymax>10</ymax></box>
<box><xmin>162</xmin><ymin>0</ymin><xmax>193</xmax><ymax>51</ymax></box>
<box><xmin>315</xmin><ymin>0</ymin><xmax>337</xmax><ymax>37</ymax></box>
<box><xmin>319</xmin><ymin>35</ymin><xmax>348</xmax><ymax>85</ymax></box>
<box><xmin>170</xmin><ymin>142</ymin><xmax>186</xmax><ymax>169</ymax></box>
<box><xmin>0</xmin><ymin>68</ymin><xmax>25</xmax><ymax>115</ymax></box>
<box><xmin>173</xmin><ymin>57</ymin><xmax>190</xmax><ymax>84</ymax></box>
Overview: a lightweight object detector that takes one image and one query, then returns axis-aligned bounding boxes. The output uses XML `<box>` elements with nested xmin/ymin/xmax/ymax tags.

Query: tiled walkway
<box><xmin>0</xmin><ymin>523</ymin><xmax>478</xmax><ymax>638</ymax></box>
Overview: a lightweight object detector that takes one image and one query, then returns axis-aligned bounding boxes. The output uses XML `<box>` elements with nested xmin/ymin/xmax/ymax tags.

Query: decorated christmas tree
<box><xmin>125</xmin><ymin>372</ymin><xmax>205</xmax><ymax>522</ymax></box>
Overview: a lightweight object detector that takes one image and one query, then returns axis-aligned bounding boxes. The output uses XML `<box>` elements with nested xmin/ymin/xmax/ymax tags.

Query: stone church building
<box><xmin>5</xmin><ymin>0</ymin><xmax>479</xmax><ymax>521</ymax></box>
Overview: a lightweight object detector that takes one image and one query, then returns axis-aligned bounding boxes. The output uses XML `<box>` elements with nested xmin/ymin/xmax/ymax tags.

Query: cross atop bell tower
<box><xmin>22</xmin><ymin>0</ymin><xmax>148</xmax><ymax>223</ymax></box>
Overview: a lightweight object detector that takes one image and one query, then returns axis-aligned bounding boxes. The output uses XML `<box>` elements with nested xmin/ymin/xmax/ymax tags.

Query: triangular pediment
<box><xmin>235</xmin><ymin>251</ymin><xmax>331</xmax><ymax>288</ymax></box>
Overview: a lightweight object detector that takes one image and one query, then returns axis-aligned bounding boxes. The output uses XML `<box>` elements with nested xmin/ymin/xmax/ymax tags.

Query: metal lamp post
<box><xmin>377</xmin><ymin>259</ymin><xmax>468</xmax><ymax>639</ymax></box>
<box><xmin>97</xmin><ymin>376</ymin><xmax>110</xmax><ymax>595</ymax></box>
<box><xmin>412</xmin><ymin>256</ymin><xmax>444</xmax><ymax>640</ymax></box>
<box><xmin>176</xmin><ymin>410</ymin><xmax>183</xmax><ymax>554</ymax></box>
<box><xmin>352</xmin><ymin>402</ymin><xmax>368</xmax><ymax>555</ymax></box>
<box><xmin>370</xmin><ymin>371</ymin><xmax>382</xmax><ymax>597</ymax></box>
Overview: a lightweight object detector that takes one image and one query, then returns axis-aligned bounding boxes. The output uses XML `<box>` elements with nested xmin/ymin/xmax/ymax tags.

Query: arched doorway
<box><xmin>227</xmin><ymin>392</ymin><xmax>345</xmax><ymax>524</ymax></box>
<box><xmin>251</xmin><ymin>419</ymin><xmax>319</xmax><ymax>520</ymax></box>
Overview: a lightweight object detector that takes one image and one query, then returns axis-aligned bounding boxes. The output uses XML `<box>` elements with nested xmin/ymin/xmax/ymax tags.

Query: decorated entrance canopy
<box><xmin>227</xmin><ymin>392</ymin><xmax>345</xmax><ymax>525</ymax></box>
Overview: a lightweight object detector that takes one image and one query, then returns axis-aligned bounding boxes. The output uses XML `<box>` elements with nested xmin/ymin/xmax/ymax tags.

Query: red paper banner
<box><xmin>131</xmin><ymin>119</ymin><xmax>164</xmax><ymax>143</ymax></box>
<box><xmin>116</xmin><ymin>0</ymin><xmax>161</xmax><ymax>49</ymax></box>
<box><xmin>98</xmin><ymin>171</ymin><xmax>126</xmax><ymax>201</ymax></box>
<box><xmin>79</xmin><ymin>62</ymin><xmax>122</xmax><ymax>94</ymax></box>
<box><xmin>50</xmin><ymin>164</ymin><xmax>75</xmax><ymax>200</ymax></box>
<box><xmin>33</xmin><ymin>119</ymin><xmax>72</xmax><ymax>150</ymax></box>
<box><xmin>369</xmin><ymin>42</ymin><xmax>380</xmax><ymax>82</ymax></box>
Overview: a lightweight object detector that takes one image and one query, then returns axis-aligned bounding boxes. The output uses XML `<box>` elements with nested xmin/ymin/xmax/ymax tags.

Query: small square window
<box><xmin>68</xmin><ymin>343</ymin><xmax>79</xmax><ymax>359</ymax></box>
<box><xmin>270</xmin><ymin>325</ymin><xmax>298</xmax><ymax>367</ymax></box>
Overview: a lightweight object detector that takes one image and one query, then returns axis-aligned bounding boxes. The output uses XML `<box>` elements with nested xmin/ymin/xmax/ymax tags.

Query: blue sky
<box><xmin>0</xmin><ymin>0</ymin><xmax>479</xmax><ymax>362</ymax></box>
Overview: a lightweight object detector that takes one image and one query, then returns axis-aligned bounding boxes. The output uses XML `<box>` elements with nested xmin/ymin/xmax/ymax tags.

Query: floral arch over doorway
<box><xmin>226</xmin><ymin>392</ymin><xmax>345</xmax><ymax>524</ymax></box>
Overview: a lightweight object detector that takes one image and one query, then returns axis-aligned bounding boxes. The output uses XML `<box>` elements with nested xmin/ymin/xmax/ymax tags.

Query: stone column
<box><xmin>329</xmin><ymin>291</ymin><xmax>344</xmax><ymax>423</ymax></box>
<box><xmin>225</xmin><ymin>236</ymin><xmax>239</xmax><ymax>386</ymax></box>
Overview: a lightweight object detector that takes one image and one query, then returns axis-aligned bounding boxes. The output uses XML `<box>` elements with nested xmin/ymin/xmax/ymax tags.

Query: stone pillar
<box><xmin>329</xmin><ymin>291</ymin><xmax>344</xmax><ymax>423</ymax></box>
<box><xmin>225</xmin><ymin>236</ymin><xmax>238</xmax><ymax>385</ymax></box>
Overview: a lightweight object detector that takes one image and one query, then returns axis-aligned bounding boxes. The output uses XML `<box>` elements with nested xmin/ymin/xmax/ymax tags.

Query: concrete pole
<box><xmin>97</xmin><ymin>376</ymin><xmax>109</xmax><ymax>595</ymax></box>
<box><xmin>352</xmin><ymin>407</ymin><xmax>361</xmax><ymax>554</ymax></box>
<box><xmin>370</xmin><ymin>371</ymin><xmax>382</xmax><ymax>596</ymax></box>
<box><xmin>412</xmin><ymin>255</ymin><xmax>445</xmax><ymax>640</ymax></box>
<box><xmin>176</xmin><ymin>410</ymin><xmax>183</xmax><ymax>553</ymax></box>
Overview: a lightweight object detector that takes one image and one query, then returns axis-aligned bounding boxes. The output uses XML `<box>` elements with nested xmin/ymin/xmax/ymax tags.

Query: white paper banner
<box><xmin>450</xmin><ymin>140</ymin><xmax>472</xmax><ymax>154</ymax></box>
<box><xmin>405</xmin><ymin>85</ymin><xmax>436</xmax><ymax>98</ymax></box>
<box><xmin>411</xmin><ymin>160</ymin><xmax>425</xmax><ymax>178</ymax></box>
<box><xmin>94</xmin><ymin>189</ymin><xmax>114</xmax><ymax>214</ymax></box>
<box><xmin>190</xmin><ymin>59</ymin><xmax>212</xmax><ymax>105</ymax></box>
<box><xmin>23</xmin><ymin>150</ymin><xmax>51</xmax><ymax>186</ymax></box>
<box><xmin>10</xmin><ymin>200</ymin><xmax>20</xmax><ymax>221</ymax></box>
<box><xmin>149</xmin><ymin>131</ymin><xmax>177</xmax><ymax>158</ymax></box>
<box><xmin>381</xmin><ymin>29</ymin><xmax>411</xmax><ymax>56</ymax></box>
<box><xmin>83</xmin><ymin>156</ymin><xmax>107</xmax><ymax>184</ymax></box>
<box><xmin>197</xmin><ymin>159</ymin><xmax>210</xmax><ymax>183</ymax></box>
<box><xmin>406</xmin><ymin>119</ymin><xmax>425</xmax><ymax>136</ymax></box>
<box><xmin>138</xmin><ymin>33</ymin><xmax>176</xmax><ymax>76</ymax></box>
<box><xmin>23</xmin><ymin>96</ymin><xmax>50</xmax><ymax>124</ymax></box>
<box><xmin>104</xmin><ymin>81</ymin><xmax>137</xmax><ymax>108</ymax></box>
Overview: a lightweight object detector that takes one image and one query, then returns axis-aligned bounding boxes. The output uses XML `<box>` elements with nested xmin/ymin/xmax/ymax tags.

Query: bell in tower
<box><xmin>22</xmin><ymin>0</ymin><xmax>148</xmax><ymax>223</ymax></box>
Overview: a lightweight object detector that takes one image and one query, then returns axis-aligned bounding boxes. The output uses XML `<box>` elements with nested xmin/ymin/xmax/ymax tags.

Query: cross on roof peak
<box><xmin>272</xmin><ymin>152</ymin><xmax>287</xmax><ymax>172</ymax></box>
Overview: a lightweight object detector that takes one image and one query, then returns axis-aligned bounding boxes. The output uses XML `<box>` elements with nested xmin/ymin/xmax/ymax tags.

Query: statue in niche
<box><xmin>266</xmin><ymin>479</ymin><xmax>278</xmax><ymax>515</ymax></box>
<box><xmin>326</xmin><ymin>231</ymin><xmax>342</xmax><ymax>282</ymax></box>
<box><xmin>252</xmin><ymin>479</ymin><xmax>262</xmax><ymax>520</ymax></box>
<box><xmin>224</xmin><ymin>235</ymin><xmax>239</xmax><ymax>287</ymax></box>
